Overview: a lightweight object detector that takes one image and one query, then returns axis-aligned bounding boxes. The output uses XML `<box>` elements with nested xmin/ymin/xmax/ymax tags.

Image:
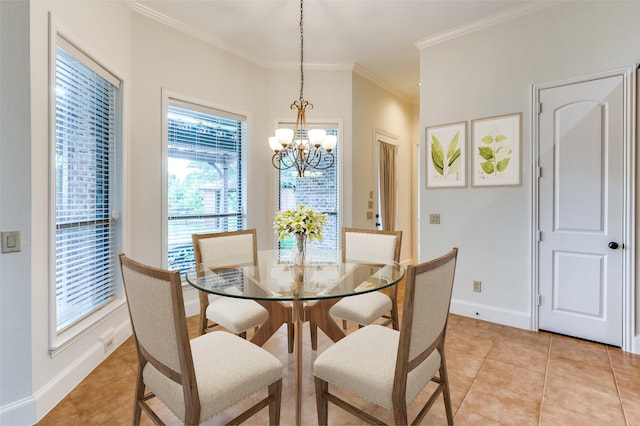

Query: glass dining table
<box><xmin>185</xmin><ymin>248</ymin><xmax>405</xmax><ymax>425</ymax></box>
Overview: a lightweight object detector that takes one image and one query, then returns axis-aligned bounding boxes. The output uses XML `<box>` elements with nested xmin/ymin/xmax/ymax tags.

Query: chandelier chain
<box><xmin>299</xmin><ymin>0</ymin><xmax>304</xmax><ymax>102</ymax></box>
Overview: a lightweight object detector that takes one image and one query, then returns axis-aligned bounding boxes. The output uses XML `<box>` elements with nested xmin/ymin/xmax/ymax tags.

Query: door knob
<box><xmin>608</xmin><ymin>242</ymin><xmax>619</xmax><ymax>249</ymax></box>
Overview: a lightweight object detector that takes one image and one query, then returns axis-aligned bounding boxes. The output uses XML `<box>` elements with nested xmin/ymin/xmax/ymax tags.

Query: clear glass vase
<box><xmin>292</xmin><ymin>233</ymin><xmax>307</xmax><ymax>291</ymax></box>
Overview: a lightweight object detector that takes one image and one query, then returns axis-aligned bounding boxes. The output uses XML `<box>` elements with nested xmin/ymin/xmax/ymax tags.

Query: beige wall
<box><xmin>352</xmin><ymin>73</ymin><xmax>415</xmax><ymax>264</ymax></box>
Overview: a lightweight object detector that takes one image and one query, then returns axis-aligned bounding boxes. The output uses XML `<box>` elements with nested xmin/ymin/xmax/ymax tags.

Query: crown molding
<box><xmin>353</xmin><ymin>64</ymin><xmax>414</xmax><ymax>104</ymax></box>
<box><xmin>129</xmin><ymin>1</ymin><xmax>271</xmax><ymax>67</ymax></box>
<box><xmin>415</xmin><ymin>0</ymin><xmax>562</xmax><ymax>50</ymax></box>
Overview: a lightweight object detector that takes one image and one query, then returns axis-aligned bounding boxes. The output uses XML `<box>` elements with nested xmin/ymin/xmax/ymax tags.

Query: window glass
<box><xmin>167</xmin><ymin>102</ymin><xmax>247</xmax><ymax>272</ymax></box>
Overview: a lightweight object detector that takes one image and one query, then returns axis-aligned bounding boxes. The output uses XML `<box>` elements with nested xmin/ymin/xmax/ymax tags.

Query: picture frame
<box><xmin>471</xmin><ymin>113</ymin><xmax>521</xmax><ymax>187</ymax></box>
<box><xmin>425</xmin><ymin>121</ymin><xmax>466</xmax><ymax>188</ymax></box>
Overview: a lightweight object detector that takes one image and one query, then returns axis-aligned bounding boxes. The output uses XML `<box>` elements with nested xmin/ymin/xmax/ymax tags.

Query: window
<box><xmin>278</xmin><ymin>125</ymin><xmax>340</xmax><ymax>254</ymax></box>
<box><xmin>53</xmin><ymin>37</ymin><xmax>121</xmax><ymax>334</ymax></box>
<box><xmin>166</xmin><ymin>99</ymin><xmax>247</xmax><ymax>273</ymax></box>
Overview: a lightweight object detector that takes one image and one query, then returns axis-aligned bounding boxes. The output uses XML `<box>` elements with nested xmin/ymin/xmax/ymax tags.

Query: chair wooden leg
<box><xmin>314</xmin><ymin>377</ymin><xmax>328</xmax><ymax>425</ymax></box>
<box><xmin>310</xmin><ymin>321</ymin><xmax>318</xmax><ymax>350</ymax></box>
<box><xmin>132</xmin><ymin>362</ymin><xmax>146</xmax><ymax>426</ymax></box>
<box><xmin>199</xmin><ymin>312</ymin><xmax>208</xmax><ymax>336</ymax></box>
<box><xmin>393</xmin><ymin>403</ymin><xmax>408</xmax><ymax>426</ymax></box>
<box><xmin>440</xmin><ymin>360</ymin><xmax>454</xmax><ymax>425</ymax></box>
<box><xmin>342</xmin><ymin>319</ymin><xmax>347</xmax><ymax>329</ymax></box>
<box><xmin>390</xmin><ymin>301</ymin><xmax>399</xmax><ymax>330</ymax></box>
<box><xmin>287</xmin><ymin>322</ymin><xmax>294</xmax><ymax>353</ymax></box>
<box><xmin>239</xmin><ymin>330</ymin><xmax>247</xmax><ymax>339</ymax></box>
<box><xmin>268</xmin><ymin>379</ymin><xmax>283</xmax><ymax>425</ymax></box>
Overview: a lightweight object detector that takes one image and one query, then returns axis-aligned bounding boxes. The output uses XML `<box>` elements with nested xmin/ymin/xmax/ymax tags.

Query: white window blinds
<box><xmin>167</xmin><ymin>101</ymin><xmax>247</xmax><ymax>273</ymax></box>
<box><xmin>54</xmin><ymin>39</ymin><xmax>119</xmax><ymax>332</ymax></box>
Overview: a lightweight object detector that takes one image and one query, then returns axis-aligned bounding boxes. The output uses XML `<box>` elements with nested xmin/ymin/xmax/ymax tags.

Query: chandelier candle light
<box><xmin>269</xmin><ymin>0</ymin><xmax>337</xmax><ymax>177</ymax></box>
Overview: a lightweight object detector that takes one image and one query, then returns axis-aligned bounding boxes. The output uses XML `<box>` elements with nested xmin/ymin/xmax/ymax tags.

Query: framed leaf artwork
<box><xmin>425</xmin><ymin>121</ymin><xmax>466</xmax><ymax>188</ymax></box>
<box><xmin>471</xmin><ymin>113</ymin><xmax>521</xmax><ymax>187</ymax></box>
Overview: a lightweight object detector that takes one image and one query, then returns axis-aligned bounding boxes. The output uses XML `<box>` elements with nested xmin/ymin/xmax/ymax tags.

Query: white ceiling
<box><xmin>132</xmin><ymin>0</ymin><xmax>550</xmax><ymax>100</ymax></box>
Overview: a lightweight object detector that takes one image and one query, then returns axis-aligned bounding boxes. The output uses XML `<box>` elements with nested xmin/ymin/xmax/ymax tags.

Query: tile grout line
<box><xmin>537</xmin><ymin>332</ymin><xmax>553</xmax><ymax>425</ymax></box>
<box><xmin>607</xmin><ymin>345</ymin><xmax>629</xmax><ymax>426</ymax></box>
<box><xmin>452</xmin><ymin>337</ymin><xmax>495</xmax><ymax>422</ymax></box>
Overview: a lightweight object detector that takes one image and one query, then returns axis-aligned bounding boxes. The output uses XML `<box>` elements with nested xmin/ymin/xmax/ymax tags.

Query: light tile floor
<box><xmin>38</xmin><ymin>298</ymin><xmax>640</xmax><ymax>425</ymax></box>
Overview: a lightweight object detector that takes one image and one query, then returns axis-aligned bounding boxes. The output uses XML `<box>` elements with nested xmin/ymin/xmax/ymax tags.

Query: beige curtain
<box><xmin>378</xmin><ymin>141</ymin><xmax>397</xmax><ymax>231</ymax></box>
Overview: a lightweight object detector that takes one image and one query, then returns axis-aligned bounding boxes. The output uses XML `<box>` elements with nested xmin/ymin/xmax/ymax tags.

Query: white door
<box><xmin>537</xmin><ymin>75</ymin><xmax>625</xmax><ymax>346</ymax></box>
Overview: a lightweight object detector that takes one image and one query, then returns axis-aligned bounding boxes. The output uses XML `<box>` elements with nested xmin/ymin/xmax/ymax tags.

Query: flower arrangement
<box><xmin>273</xmin><ymin>205</ymin><xmax>327</xmax><ymax>242</ymax></box>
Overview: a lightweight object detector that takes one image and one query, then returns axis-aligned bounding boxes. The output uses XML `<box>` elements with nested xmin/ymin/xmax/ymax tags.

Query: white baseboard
<box><xmin>33</xmin><ymin>320</ymin><xmax>131</xmax><ymax>422</ymax></box>
<box><xmin>0</xmin><ymin>396</ymin><xmax>35</xmax><ymax>426</ymax></box>
<box><xmin>450</xmin><ymin>298</ymin><xmax>532</xmax><ymax>331</ymax></box>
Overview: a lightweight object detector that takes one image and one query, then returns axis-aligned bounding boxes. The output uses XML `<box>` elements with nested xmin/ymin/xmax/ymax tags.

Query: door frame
<box><xmin>531</xmin><ymin>65</ymin><xmax>637</xmax><ymax>353</ymax></box>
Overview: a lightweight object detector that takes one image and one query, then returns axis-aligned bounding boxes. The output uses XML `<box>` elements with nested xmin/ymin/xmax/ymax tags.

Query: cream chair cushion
<box><xmin>206</xmin><ymin>296</ymin><xmax>269</xmax><ymax>334</ymax></box>
<box><xmin>328</xmin><ymin>291</ymin><xmax>391</xmax><ymax>325</ymax></box>
<box><xmin>144</xmin><ymin>331</ymin><xmax>283</xmax><ymax>422</ymax></box>
<box><xmin>313</xmin><ymin>325</ymin><xmax>441</xmax><ymax>410</ymax></box>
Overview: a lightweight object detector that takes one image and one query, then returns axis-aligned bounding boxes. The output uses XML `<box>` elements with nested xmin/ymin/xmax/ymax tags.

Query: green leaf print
<box><xmin>431</xmin><ymin>135</ymin><xmax>444</xmax><ymax>175</ymax></box>
<box><xmin>496</xmin><ymin>158</ymin><xmax>511</xmax><ymax>172</ymax></box>
<box><xmin>477</xmin><ymin>132</ymin><xmax>512</xmax><ymax>177</ymax></box>
<box><xmin>480</xmin><ymin>161</ymin><xmax>495</xmax><ymax>174</ymax></box>
<box><xmin>431</xmin><ymin>131</ymin><xmax>462</xmax><ymax>180</ymax></box>
<box><xmin>478</xmin><ymin>146</ymin><xmax>494</xmax><ymax>161</ymax></box>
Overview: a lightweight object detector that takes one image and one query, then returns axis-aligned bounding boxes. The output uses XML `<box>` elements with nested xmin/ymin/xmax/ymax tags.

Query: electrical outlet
<box><xmin>473</xmin><ymin>280</ymin><xmax>482</xmax><ymax>292</ymax></box>
<box><xmin>103</xmin><ymin>337</ymin><xmax>114</xmax><ymax>353</ymax></box>
<box><xmin>99</xmin><ymin>328</ymin><xmax>115</xmax><ymax>353</ymax></box>
<box><xmin>429</xmin><ymin>214</ymin><xmax>440</xmax><ymax>224</ymax></box>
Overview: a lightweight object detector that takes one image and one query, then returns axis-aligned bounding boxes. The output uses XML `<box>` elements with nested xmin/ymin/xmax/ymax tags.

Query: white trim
<box><xmin>450</xmin><ymin>299</ymin><xmax>531</xmax><ymax>331</ymax></box>
<box><xmin>34</xmin><ymin>320</ymin><xmax>131</xmax><ymax>421</ymax></box>
<box><xmin>48</xmin><ymin>12</ymin><xmax>128</xmax><ymax>353</ymax></box>
<box><xmin>531</xmin><ymin>65</ymin><xmax>638</xmax><ymax>354</ymax></box>
<box><xmin>130</xmin><ymin>1</ymin><xmax>355</xmax><ymax>74</ymax></box>
<box><xmin>353</xmin><ymin>64</ymin><xmax>412</xmax><ymax>104</ymax></box>
<box><xmin>373</xmin><ymin>130</ymin><xmax>400</xmax><ymax>231</ymax></box>
<box><xmin>0</xmin><ymin>397</ymin><xmax>35</xmax><ymax>426</ymax></box>
<box><xmin>415</xmin><ymin>1</ymin><xmax>561</xmax><ymax>50</ymax></box>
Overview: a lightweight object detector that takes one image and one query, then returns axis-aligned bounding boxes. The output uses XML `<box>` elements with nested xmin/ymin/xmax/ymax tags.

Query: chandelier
<box><xmin>268</xmin><ymin>0</ymin><xmax>336</xmax><ymax>177</ymax></box>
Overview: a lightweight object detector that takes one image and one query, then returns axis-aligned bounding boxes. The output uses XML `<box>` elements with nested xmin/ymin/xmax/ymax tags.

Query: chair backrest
<box><xmin>342</xmin><ymin>227</ymin><xmax>402</xmax><ymax>264</ymax></box>
<box><xmin>393</xmin><ymin>248</ymin><xmax>458</xmax><ymax>398</ymax></box>
<box><xmin>118</xmin><ymin>254</ymin><xmax>199</xmax><ymax>415</ymax></box>
<box><xmin>192</xmin><ymin>229</ymin><xmax>258</xmax><ymax>269</ymax></box>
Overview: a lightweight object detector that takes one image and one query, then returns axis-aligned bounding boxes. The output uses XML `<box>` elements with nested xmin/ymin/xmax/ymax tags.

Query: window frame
<box><xmin>48</xmin><ymin>28</ymin><xmax>124</xmax><ymax>354</ymax></box>
<box><xmin>161</xmin><ymin>90</ymin><xmax>249</xmax><ymax>273</ymax></box>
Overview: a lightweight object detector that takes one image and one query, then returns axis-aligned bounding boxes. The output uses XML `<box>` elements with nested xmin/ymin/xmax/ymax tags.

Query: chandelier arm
<box><xmin>280</xmin><ymin>147</ymin><xmax>299</xmax><ymax>168</ymax></box>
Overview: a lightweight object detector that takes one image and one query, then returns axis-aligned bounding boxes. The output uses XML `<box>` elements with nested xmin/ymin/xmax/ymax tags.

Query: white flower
<box><xmin>273</xmin><ymin>205</ymin><xmax>327</xmax><ymax>242</ymax></box>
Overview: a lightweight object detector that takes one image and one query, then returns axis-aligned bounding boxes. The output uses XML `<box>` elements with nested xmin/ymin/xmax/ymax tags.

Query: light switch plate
<box><xmin>1</xmin><ymin>231</ymin><xmax>21</xmax><ymax>253</ymax></box>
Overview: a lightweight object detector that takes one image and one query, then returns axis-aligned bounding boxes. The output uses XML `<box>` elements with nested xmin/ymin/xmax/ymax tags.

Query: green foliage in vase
<box><xmin>478</xmin><ymin>133</ymin><xmax>512</xmax><ymax>175</ymax></box>
<box><xmin>431</xmin><ymin>131</ymin><xmax>461</xmax><ymax>179</ymax></box>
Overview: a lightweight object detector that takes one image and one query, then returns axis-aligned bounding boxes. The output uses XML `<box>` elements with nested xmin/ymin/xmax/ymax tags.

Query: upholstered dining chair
<box><xmin>192</xmin><ymin>229</ymin><xmax>270</xmax><ymax>338</ymax></box>
<box><xmin>119</xmin><ymin>254</ymin><xmax>283</xmax><ymax>425</ymax></box>
<box><xmin>313</xmin><ymin>247</ymin><xmax>458</xmax><ymax>426</ymax></box>
<box><xmin>331</xmin><ymin>227</ymin><xmax>403</xmax><ymax>329</ymax></box>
